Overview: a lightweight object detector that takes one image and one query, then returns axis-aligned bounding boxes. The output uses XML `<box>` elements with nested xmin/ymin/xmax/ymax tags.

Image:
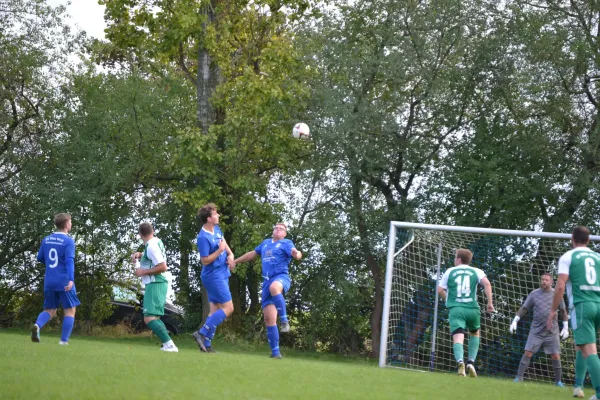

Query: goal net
<box><xmin>379</xmin><ymin>222</ymin><xmax>600</xmax><ymax>385</ymax></box>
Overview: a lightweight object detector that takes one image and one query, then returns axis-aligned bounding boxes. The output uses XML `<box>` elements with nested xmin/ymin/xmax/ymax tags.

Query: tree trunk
<box><xmin>196</xmin><ymin>2</ymin><xmax>220</xmax><ymax>324</ymax></box>
<box><xmin>247</xmin><ymin>263</ymin><xmax>260</xmax><ymax>314</ymax></box>
<box><xmin>350</xmin><ymin>170</ymin><xmax>383</xmax><ymax>359</ymax></box>
<box><xmin>229</xmin><ymin>274</ymin><xmax>242</xmax><ymax>328</ymax></box>
<box><xmin>176</xmin><ymin>205</ymin><xmax>193</xmax><ymax>308</ymax></box>
<box><xmin>201</xmin><ymin>288</ymin><xmax>210</xmax><ymax>323</ymax></box>
<box><xmin>177</xmin><ymin>246</ymin><xmax>190</xmax><ymax>305</ymax></box>
<box><xmin>196</xmin><ymin>4</ymin><xmax>218</xmax><ymax>133</ymax></box>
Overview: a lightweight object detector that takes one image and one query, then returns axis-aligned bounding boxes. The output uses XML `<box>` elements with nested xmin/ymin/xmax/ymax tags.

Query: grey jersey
<box><xmin>520</xmin><ymin>288</ymin><xmax>566</xmax><ymax>334</ymax></box>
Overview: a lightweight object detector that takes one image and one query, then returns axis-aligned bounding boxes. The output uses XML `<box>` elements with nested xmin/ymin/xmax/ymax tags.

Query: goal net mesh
<box><xmin>382</xmin><ymin>225</ymin><xmax>600</xmax><ymax>385</ymax></box>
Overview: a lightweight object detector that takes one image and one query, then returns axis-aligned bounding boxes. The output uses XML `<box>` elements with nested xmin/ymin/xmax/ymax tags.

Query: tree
<box><xmin>0</xmin><ymin>0</ymin><xmax>84</xmax><ymax>317</ymax></box>
<box><xmin>100</xmin><ymin>0</ymin><xmax>314</xmax><ymax>324</ymax></box>
<box><xmin>420</xmin><ymin>0</ymin><xmax>600</xmax><ymax>272</ymax></box>
<box><xmin>299</xmin><ymin>0</ymin><xmax>496</xmax><ymax>357</ymax></box>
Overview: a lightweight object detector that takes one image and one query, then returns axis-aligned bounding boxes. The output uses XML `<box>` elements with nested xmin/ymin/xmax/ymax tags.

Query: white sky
<box><xmin>48</xmin><ymin>0</ymin><xmax>107</xmax><ymax>39</ymax></box>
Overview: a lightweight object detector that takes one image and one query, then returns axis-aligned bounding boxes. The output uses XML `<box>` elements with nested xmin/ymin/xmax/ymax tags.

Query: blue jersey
<box><xmin>197</xmin><ymin>226</ymin><xmax>230</xmax><ymax>281</ymax></box>
<box><xmin>37</xmin><ymin>232</ymin><xmax>75</xmax><ymax>291</ymax></box>
<box><xmin>255</xmin><ymin>238</ymin><xmax>295</xmax><ymax>280</ymax></box>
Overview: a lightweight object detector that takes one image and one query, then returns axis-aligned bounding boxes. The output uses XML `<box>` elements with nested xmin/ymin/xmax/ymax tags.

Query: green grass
<box><xmin>0</xmin><ymin>329</ymin><xmax>571</xmax><ymax>399</ymax></box>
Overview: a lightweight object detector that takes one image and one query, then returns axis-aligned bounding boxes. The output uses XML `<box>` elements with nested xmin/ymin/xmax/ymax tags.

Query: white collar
<box><xmin>202</xmin><ymin>227</ymin><xmax>215</xmax><ymax>235</ymax></box>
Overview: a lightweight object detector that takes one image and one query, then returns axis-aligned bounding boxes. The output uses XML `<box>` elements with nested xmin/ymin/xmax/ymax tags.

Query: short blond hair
<box><xmin>455</xmin><ymin>248</ymin><xmax>473</xmax><ymax>265</ymax></box>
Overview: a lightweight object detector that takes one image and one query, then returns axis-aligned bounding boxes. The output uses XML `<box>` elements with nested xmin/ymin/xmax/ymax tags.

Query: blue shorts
<box><xmin>202</xmin><ymin>277</ymin><xmax>232</xmax><ymax>304</ymax></box>
<box><xmin>261</xmin><ymin>275</ymin><xmax>291</xmax><ymax>309</ymax></box>
<box><xmin>43</xmin><ymin>288</ymin><xmax>81</xmax><ymax>309</ymax></box>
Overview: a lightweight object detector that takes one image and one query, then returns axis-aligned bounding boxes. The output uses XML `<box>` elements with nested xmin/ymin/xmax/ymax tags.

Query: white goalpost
<box><xmin>379</xmin><ymin>222</ymin><xmax>600</xmax><ymax>385</ymax></box>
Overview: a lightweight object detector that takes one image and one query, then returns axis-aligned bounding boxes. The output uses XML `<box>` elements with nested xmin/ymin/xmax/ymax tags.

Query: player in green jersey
<box><xmin>548</xmin><ymin>226</ymin><xmax>600</xmax><ymax>399</ymax></box>
<box><xmin>131</xmin><ymin>222</ymin><xmax>178</xmax><ymax>352</ymax></box>
<box><xmin>438</xmin><ymin>248</ymin><xmax>494</xmax><ymax>378</ymax></box>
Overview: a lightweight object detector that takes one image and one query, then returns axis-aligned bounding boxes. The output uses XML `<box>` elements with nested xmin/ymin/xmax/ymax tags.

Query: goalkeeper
<box><xmin>509</xmin><ymin>273</ymin><xmax>568</xmax><ymax>386</ymax></box>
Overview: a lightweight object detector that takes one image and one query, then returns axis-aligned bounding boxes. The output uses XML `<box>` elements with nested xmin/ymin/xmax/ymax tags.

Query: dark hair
<box><xmin>197</xmin><ymin>203</ymin><xmax>217</xmax><ymax>224</ymax></box>
<box><xmin>54</xmin><ymin>213</ymin><xmax>71</xmax><ymax>230</ymax></box>
<box><xmin>541</xmin><ymin>273</ymin><xmax>553</xmax><ymax>280</ymax></box>
<box><xmin>138</xmin><ymin>222</ymin><xmax>154</xmax><ymax>237</ymax></box>
<box><xmin>573</xmin><ymin>226</ymin><xmax>590</xmax><ymax>245</ymax></box>
<box><xmin>455</xmin><ymin>248</ymin><xmax>473</xmax><ymax>265</ymax></box>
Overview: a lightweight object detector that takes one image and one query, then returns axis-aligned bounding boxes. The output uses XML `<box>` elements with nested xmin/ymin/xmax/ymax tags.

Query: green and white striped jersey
<box><xmin>558</xmin><ymin>247</ymin><xmax>600</xmax><ymax>306</ymax></box>
<box><xmin>439</xmin><ymin>264</ymin><xmax>486</xmax><ymax>309</ymax></box>
<box><xmin>139</xmin><ymin>237</ymin><xmax>168</xmax><ymax>284</ymax></box>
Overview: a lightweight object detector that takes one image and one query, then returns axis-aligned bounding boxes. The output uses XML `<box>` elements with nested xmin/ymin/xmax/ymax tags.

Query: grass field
<box><xmin>0</xmin><ymin>329</ymin><xmax>574</xmax><ymax>399</ymax></box>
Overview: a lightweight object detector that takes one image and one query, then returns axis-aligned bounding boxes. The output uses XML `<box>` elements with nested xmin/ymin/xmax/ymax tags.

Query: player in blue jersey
<box><xmin>192</xmin><ymin>203</ymin><xmax>235</xmax><ymax>353</ymax></box>
<box><xmin>31</xmin><ymin>213</ymin><xmax>80</xmax><ymax>345</ymax></box>
<box><xmin>234</xmin><ymin>222</ymin><xmax>302</xmax><ymax>358</ymax></box>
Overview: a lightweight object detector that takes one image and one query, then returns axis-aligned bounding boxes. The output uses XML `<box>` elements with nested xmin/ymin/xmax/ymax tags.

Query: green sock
<box><xmin>585</xmin><ymin>354</ymin><xmax>600</xmax><ymax>398</ymax></box>
<box><xmin>468</xmin><ymin>336</ymin><xmax>480</xmax><ymax>362</ymax></box>
<box><xmin>147</xmin><ymin>319</ymin><xmax>171</xmax><ymax>344</ymax></box>
<box><xmin>576</xmin><ymin>350</ymin><xmax>587</xmax><ymax>387</ymax></box>
<box><xmin>453</xmin><ymin>343</ymin><xmax>464</xmax><ymax>363</ymax></box>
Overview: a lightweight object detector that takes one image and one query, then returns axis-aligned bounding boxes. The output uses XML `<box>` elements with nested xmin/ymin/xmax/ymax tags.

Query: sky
<box><xmin>48</xmin><ymin>0</ymin><xmax>107</xmax><ymax>39</ymax></box>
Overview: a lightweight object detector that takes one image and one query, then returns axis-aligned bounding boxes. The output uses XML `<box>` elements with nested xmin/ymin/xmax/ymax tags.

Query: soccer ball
<box><xmin>292</xmin><ymin>122</ymin><xmax>310</xmax><ymax>140</ymax></box>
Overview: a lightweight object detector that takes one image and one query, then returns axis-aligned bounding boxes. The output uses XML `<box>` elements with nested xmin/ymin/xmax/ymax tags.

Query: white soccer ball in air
<box><xmin>292</xmin><ymin>122</ymin><xmax>310</xmax><ymax>140</ymax></box>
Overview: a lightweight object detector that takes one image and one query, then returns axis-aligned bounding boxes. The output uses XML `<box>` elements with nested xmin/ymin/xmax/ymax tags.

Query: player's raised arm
<box><xmin>291</xmin><ymin>248</ymin><xmax>302</xmax><ymax>260</ymax></box>
<box><xmin>223</xmin><ymin>240</ymin><xmax>235</xmax><ymax>267</ymax></box>
<box><xmin>234</xmin><ymin>250</ymin><xmax>259</xmax><ymax>265</ymax></box>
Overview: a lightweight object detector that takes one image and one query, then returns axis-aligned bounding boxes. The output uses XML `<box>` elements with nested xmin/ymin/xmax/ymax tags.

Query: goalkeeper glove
<box><xmin>560</xmin><ymin>321</ymin><xmax>569</xmax><ymax>340</ymax></box>
<box><xmin>509</xmin><ymin>316</ymin><xmax>520</xmax><ymax>334</ymax></box>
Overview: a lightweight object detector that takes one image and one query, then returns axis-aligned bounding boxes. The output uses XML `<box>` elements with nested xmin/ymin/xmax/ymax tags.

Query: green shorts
<box><xmin>449</xmin><ymin>307</ymin><xmax>481</xmax><ymax>334</ymax></box>
<box><xmin>143</xmin><ymin>282</ymin><xmax>167</xmax><ymax>317</ymax></box>
<box><xmin>572</xmin><ymin>302</ymin><xmax>600</xmax><ymax>346</ymax></box>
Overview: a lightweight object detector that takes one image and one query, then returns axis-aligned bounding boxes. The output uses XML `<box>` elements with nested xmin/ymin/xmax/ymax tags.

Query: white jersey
<box><xmin>139</xmin><ymin>237</ymin><xmax>167</xmax><ymax>285</ymax></box>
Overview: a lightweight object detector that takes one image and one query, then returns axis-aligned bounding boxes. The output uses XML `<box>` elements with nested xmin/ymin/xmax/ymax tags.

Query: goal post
<box><xmin>379</xmin><ymin>221</ymin><xmax>600</xmax><ymax>384</ymax></box>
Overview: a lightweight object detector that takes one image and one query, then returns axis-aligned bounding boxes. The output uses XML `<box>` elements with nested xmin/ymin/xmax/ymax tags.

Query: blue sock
<box><xmin>199</xmin><ymin>309</ymin><xmax>227</xmax><ymax>340</ymax></box>
<box><xmin>272</xmin><ymin>294</ymin><xmax>288</xmax><ymax>323</ymax></box>
<box><xmin>61</xmin><ymin>316</ymin><xmax>74</xmax><ymax>342</ymax></box>
<box><xmin>204</xmin><ymin>332</ymin><xmax>213</xmax><ymax>349</ymax></box>
<box><xmin>267</xmin><ymin>325</ymin><xmax>280</xmax><ymax>356</ymax></box>
<box><xmin>35</xmin><ymin>311</ymin><xmax>52</xmax><ymax>329</ymax></box>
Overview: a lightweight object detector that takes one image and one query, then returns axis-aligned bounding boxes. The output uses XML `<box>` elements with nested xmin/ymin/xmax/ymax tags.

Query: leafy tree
<box><xmin>100</xmin><ymin>0</ymin><xmax>314</xmax><ymax>324</ymax></box>
<box><xmin>298</xmin><ymin>0</ymin><xmax>495</xmax><ymax>357</ymax></box>
<box><xmin>0</xmin><ymin>0</ymin><xmax>84</xmax><ymax>317</ymax></box>
<box><xmin>420</xmin><ymin>0</ymin><xmax>600</xmax><ymax>272</ymax></box>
